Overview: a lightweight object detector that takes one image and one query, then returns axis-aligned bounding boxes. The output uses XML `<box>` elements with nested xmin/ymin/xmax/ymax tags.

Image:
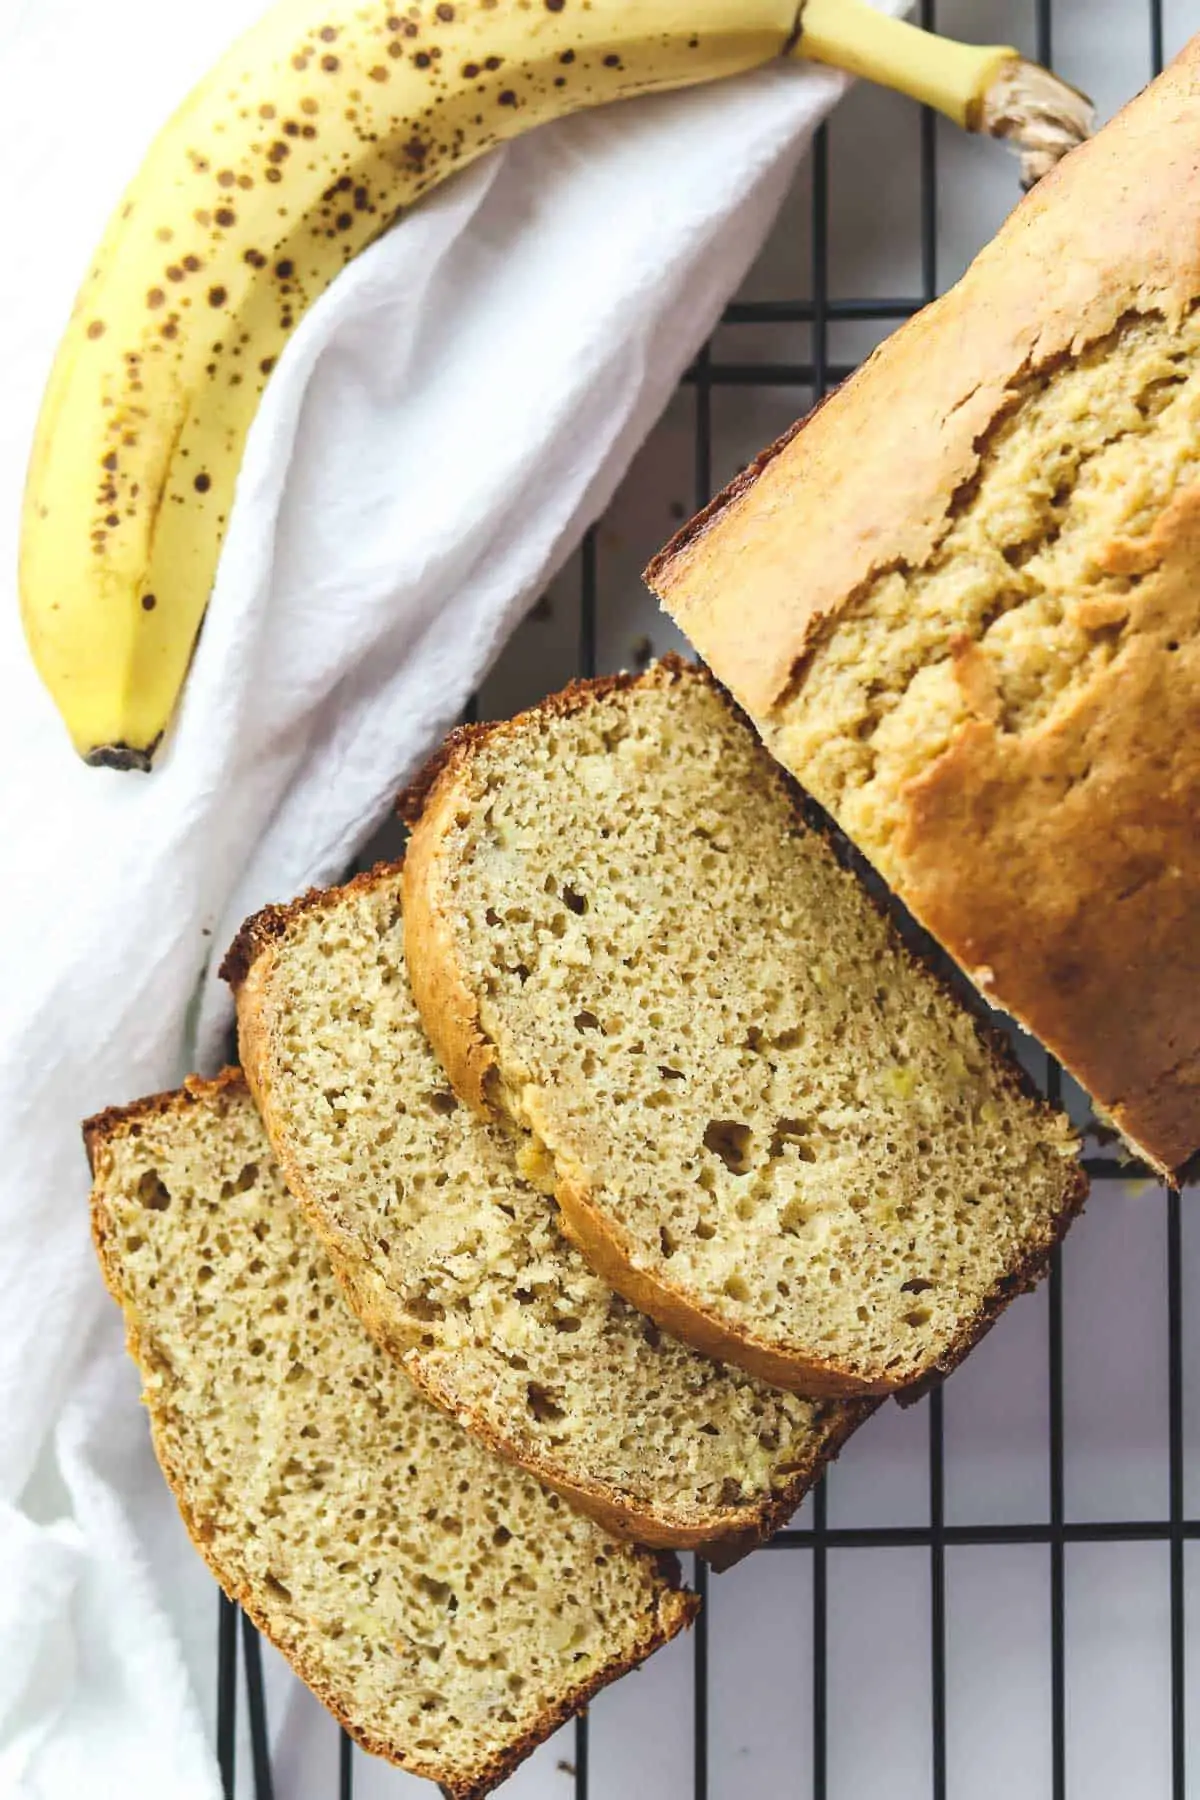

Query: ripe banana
<box><xmin>20</xmin><ymin>0</ymin><xmax>1092</xmax><ymax>770</ymax></box>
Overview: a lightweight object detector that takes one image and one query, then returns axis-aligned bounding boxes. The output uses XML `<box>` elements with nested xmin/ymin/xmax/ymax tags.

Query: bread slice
<box><xmin>222</xmin><ymin>866</ymin><xmax>869</xmax><ymax>1553</ymax></box>
<box><xmin>401</xmin><ymin>659</ymin><xmax>1086</xmax><ymax>1398</ymax></box>
<box><xmin>86</xmin><ymin>1071</ymin><xmax>696</xmax><ymax>1800</ymax></box>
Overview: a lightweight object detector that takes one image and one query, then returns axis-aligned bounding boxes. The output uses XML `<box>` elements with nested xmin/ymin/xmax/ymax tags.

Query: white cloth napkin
<box><xmin>0</xmin><ymin>2</ymin><xmax>901</xmax><ymax>1793</ymax></box>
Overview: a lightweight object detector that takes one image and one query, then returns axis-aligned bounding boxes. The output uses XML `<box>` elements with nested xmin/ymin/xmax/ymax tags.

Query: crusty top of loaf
<box><xmin>647</xmin><ymin>41</ymin><xmax>1200</xmax><ymax>712</ymax></box>
<box><xmin>87</xmin><ymin>1072</ymin><xmax>695</xmax><ymax>1799</ymax></box>
<box><xmin>402</xmin><ymin>661</ymin><xmax>1086</xmax><ymax>1397</ymax></box>
<box><xmin>646</xmin><ymin>45</ymin><xmax>1200</xmax><ymax>1177</ymax></box>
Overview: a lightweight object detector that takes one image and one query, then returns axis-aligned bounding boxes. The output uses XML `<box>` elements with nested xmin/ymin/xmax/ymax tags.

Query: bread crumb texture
<box><xmin>776</xmin><ymin>308</ymin><xmax>1200</xmax><ymax>871</ymax></box>
<box><xmin>425</xmin><ymin>665</ymin><xmax>1081</xmax><ymax>1391</ymax></box>
<box><xmin>89</xmin><ymin>1077</ymin><xmax>692</xmax><ymax>1798</ymax></box>
<box><xmin>237</xmin><ymin>868</ymin><xmax>861</xmax><ymax>1546</ymax></box>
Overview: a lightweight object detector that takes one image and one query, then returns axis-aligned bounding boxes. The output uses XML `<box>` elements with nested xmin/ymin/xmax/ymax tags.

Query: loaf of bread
<box><xmin>222</xmin><ymin>865</ymin><xmax>868</xmax><ymax>1552</ymax></box>
<box><xmin>402</xmin><ymin>660</ymin><xmax>1085</xmax><ymax>1397</ymax></box>
<box><xmin>86</xmin><ymin>1071</ymin><xmax>695</xmax><ymax>1799</ymax></box>
<box><xmin>646</xmin><ymin>42</ymin><xmax>1200</xmax><ymax>1179</ymax></box>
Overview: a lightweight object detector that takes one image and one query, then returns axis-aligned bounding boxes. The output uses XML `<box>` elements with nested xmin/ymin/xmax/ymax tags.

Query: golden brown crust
<box><xmin>409</xmin><ymin>1327</ymin><xmax>873</xmax><ymax>1553</ymax></box>
<box><xmin>83</xmin><ymin>1067</ymin><xmax>247</xmax><ymax>1172</ymax></box>
<box><xmin>400</xmin><ymin>781</ymin><xmax>502</xmax><ymax>1117</ymax></box>
<box><xmin>646</xmin><ymin>44</ymin><xmax>1200</xmax><ymax>1179</ymax></box>
<box><xmin>86</xmin><ymin>1082</ymin><xmax>697</xmax><ymax>1800</ymax></box>
<box><xmin>401</xmin><ymin>662</ymin><xmax>1085</xmax><ymax>1398</ymax></box>
<box><xmin>553</xmin><ymin>1172</ymin><xmax>886</xmax><ymax>1398</ymax></box>
<box><xmin>228</xmin><ymin>857</ymin><xmax>864</xmax><ymax>1548</ymax></box>
<box><xmin>401</xmin><ymin>662</ymin><xmax>698</xmax><ymax>1115</ymax></box>
<box><xmin>219</xmin><ymin>863</ymin><xmax>406</xmax><ymax>992</ymax></box>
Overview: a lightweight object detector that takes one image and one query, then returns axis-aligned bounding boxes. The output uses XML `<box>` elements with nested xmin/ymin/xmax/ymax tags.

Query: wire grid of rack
<box><xmin>212</xmin><ymin>2</ymin><xmax>1197</xmax><ymax>1795</ymax></box>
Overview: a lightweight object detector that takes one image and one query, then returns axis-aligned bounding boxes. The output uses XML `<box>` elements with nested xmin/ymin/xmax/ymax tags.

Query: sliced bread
<box><xmin>222</xmin><ymin>866</ymin><xmax>869</xmax><ymax>1552</ymax></box>
<box><xmin>401</xmin><ymin>659</ymin><xmax>1086</xmax><ymax>1397</ymax></box>
<box><xmin>87</xmin><ymin>1070</ymin><xmax>696</xmax><ymax>1799</ymax></box>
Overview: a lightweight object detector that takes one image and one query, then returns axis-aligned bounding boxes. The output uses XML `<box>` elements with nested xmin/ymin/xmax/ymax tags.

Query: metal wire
<box><xmin>217</xmin><ymin>1593</ymin><xmax>238</xmax><ymax>1800</ymax></box>
<box><xmin>242</xmin><ymin>1614</ymin><xmax>277</xmax><ymax>1800</ymax></box>
<box><xmin>809</xmin><ymin>118</ymin><xmax>831</xmax><ymax>1800</ymax></box>
<box><xmin>213</xmin><ymin>7</ymin><xmax>1191</xmax><ymax>1795</ymax></box>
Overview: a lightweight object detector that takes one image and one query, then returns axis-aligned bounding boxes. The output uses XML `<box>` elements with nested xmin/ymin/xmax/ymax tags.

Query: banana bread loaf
<box><xmin>647</xmin><ymin>41</ymin><xmax>1200</xmax><ymax>1179</ymax></box>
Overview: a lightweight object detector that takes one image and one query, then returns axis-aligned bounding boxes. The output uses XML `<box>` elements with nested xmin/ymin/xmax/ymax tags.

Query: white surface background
<box><xmin>341</xmin><ymin>3</ymin><xmax>1200</xmax><ymax>1797</ymax></box>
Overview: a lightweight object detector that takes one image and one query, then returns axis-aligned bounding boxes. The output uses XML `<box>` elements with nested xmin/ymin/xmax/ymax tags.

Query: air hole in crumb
<box><xmin>407</xmin><ymin>1294</ymin><xmax>445</xmax><ymax>1323</ymax></box>
<box><xmin>418</xmin><ymin>1575</ymin><xmax>456</xmax><ymax>1607</ymax></box>
<box><xmin>901</xmin><ymin>1278</ymin><xmax>934</xmax><ymax>1295</ymax></box>
<box><xmin>527</xmin><ymin>1382</ymin><xmax>566</xmax><ymax>1423</ymax></box>
<box><xmin>428</xmin><ymin>1089</ymin><xmax>457</xmax><ymax>1115</ymax></box>
<box><xmin>658</xmin><ymin>1064</ymin><xmax>685</xmax><ymax>1081</ymax></box>
<box><xmin>703</xmin><ymin>1119</ymin><xmax>753</xmax><ymax>1174</ymax></box>
<box><xmin>695</xmin><ymin>1219</ymin><xmax>716</xmax><ymax>1240</ymax></box>
<box><xmin>903</xmin><ymin>1306</ymin><xmax>932</xmax><ymax>1327</ymax></box>
<box><xmin>562</xmin><ymin>884</ymin><xmax>587</xmax><ymax>914</ymax></box>
<box><xmin>574</xmin><ymin>1010</ymin><xmax>601</xmax><ymax>1032</ymax></box>
<box><xmin>659</xmin><ymin>1225</ymin><xmax>677</xmax><ymax>1258</ymax></box>
<box><xmin>137</xmin><ymin>1170</ymin><xmax>172</xmax><ymax>1210</ymax></box>
<box><xmin>264</xmin><ymin>1573</ymin><xmax>292</xmax><ymax>1602</ymax></box>
<box><xmin>769</xmin><ymin>1118</ymin><xmax>816</xmax><ymax>1161</ymax></box>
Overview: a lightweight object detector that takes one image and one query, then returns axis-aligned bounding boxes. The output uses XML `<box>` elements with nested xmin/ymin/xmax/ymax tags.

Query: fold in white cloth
<box><xmin>0</xmin><ymin>3</ymin><xmax>900</xmax><ymax>1793</ymax></box>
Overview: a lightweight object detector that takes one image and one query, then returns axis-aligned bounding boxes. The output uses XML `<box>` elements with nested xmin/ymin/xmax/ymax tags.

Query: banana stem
<box><xmin>794</xmin><ymin>0</ymin><xmax>1011</xmax><ymax>126</ymax></box>
<box><xmin>791</xmin><ymin>0</ymin><xmax>1094</xmax><ymax>182</ymax></box>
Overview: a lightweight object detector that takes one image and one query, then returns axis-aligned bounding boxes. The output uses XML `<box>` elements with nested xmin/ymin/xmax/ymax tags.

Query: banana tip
<box><xmin>981</xmin><ymin>57</ymin><xmax>1095</xmax><ymax>188</ymax></box>
<box><xmin>84</xmin><ymin>741</ymin><xmax>159</xmax><ymax>773</ymax></box>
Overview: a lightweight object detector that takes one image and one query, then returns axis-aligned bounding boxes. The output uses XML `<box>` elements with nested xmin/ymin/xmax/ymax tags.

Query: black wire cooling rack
<box><xmin>213</xmin><ymin>4</ymin><xmax>1193</xmax><ymax>1796</ymax></box>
